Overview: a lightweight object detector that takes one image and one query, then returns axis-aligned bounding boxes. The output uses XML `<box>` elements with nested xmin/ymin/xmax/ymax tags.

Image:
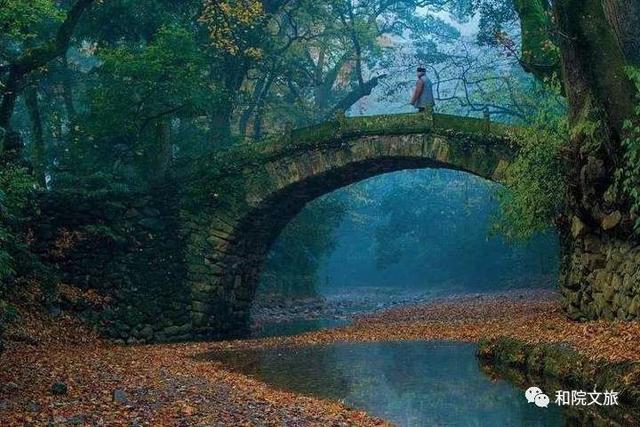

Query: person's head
<box><xmin>416</xmin><ymin>67</ymin><xmax>426</xmax><ymax>77</ymax></box>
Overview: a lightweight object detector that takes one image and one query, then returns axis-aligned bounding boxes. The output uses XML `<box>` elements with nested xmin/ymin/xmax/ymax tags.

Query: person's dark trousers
<box><xmin>417</xmin><ymin>106</ymin><xmax>433</xmax><ymax>114</ymax></box>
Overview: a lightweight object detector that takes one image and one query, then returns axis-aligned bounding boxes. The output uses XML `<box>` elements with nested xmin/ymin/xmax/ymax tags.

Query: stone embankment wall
<box><xmin>35</xmin><ymin>187</ymin><xmax>192</xmax><ymax>343</ymax></box>
<box><xmin>561</xmin><ymin>221</ymin><xmax>640</xmax><ymax>320</ymax></box>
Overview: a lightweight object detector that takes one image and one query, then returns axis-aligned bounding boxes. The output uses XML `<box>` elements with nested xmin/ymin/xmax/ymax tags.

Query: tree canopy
<box><xmin>1</xmin><ymin>0</ymin><xmax>639</xmax><ymax>305</ymax></box>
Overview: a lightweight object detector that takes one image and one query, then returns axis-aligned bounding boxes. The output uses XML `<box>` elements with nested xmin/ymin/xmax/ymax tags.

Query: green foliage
<box><xmin>76</xmin><ymin>0</ymin><xmax>200</xmax><ymax>45</ymax></box>
<box><xmin>0</xmin><ymin>0</ymin><xmax>62</xmax><ymax>47</ymax></box>
<box><xmin>259</xmin><ymin>197</ymin><xmax>346</xmax><ymax>298</ymax></box>
<box><xmin>619</xmin><ymin>66</ymin><xmax>640</xmax><ymax>231</ymax></box>
<box><xmin>200</xmin><ymin>0</ymin><xmax>265</xmax><ymax>57</ymax></box>
<box><xmin>338</xmin><ymin>170</ymin><xmax>558</xmax><ymax>291</ymax></box>
<box><xmin>512</xmin><ymin>0</ymin><xmax>559</xmax><ymax>71</ymax></box>
<box><xmin>493</xmin><ymin>79</ymin><xmax>568</xmax><ymax>240</ymax></box>
<box><xmin>0</xmin><ymin>164</ymin><xmax>39</xmax><ymax>281</ymax></box>
<box><xmin>58</xmin><ymin>25</ymin><xmax>212</xmax><ymax>186</ymax></box>
<box><xmin>0</xmin><ymin>162</ymin><xmax>42</xmax><ymax>347</ymax></box>
<box><xmin>473</xmin><ymin>0</ymin><xmax>517</xmax><ymax>47</ymax></box>
<box><xmin>89</xmin><ymin>25</ymin><xmax>208</xmax><ymax>136</ymax></box>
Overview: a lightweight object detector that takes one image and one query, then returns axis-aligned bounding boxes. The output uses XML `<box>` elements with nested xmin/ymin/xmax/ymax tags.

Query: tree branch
<box><xmin>0</xmin><ymin>0</ymin><xmax>95</xmax><ymax>134</ymax></box>
<box><xmin>512</xmin><ymin>0</ymin><xmax>561</xmax><ymax>81</ymax></box>
<box><xmin>327</xmin><ymin>74</ymin><xmax>388</xmax><ymax>118</ymax></box>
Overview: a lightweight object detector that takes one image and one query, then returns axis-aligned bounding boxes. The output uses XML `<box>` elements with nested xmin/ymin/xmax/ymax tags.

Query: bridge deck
<box><xmin>204</xmin><ymin>112</ymin><xmax>518</xmax><ymax>177</ymax></box>
<box><xmin>292</xmin><ymin>112</ymin><xmax>515</xmax><ymax>142</ymax></box>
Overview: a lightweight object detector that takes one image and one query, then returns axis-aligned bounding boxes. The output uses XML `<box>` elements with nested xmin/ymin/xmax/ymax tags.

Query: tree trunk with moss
<box><xmin>555</xmin><ymin>0</ymin><xmax>638</xmax><ymax>319</ymax></box>
<box><xmin>0</xmin><ymin>0</ymin><xmax>95</xmax><ymax>145</ymax></box>
<box><xmin>516</xmin><ymin>0</ymin><xmax>640</xmax><ymax>320</ymax></box>
<box><xmin>24</xmin><ymin>84</ymin><xmax>47</xmax><ymax>187</ymax></box>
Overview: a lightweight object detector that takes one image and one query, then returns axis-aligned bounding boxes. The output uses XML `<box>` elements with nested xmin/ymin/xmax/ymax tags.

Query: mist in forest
<box><xmin>258</xmin><ymin>168</ymin><xmax>559</xmax><ymax>299</ymax></box>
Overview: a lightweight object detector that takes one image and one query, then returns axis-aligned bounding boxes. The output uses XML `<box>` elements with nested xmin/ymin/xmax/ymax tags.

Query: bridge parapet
<box><xmin>287</xmin><ymin>112</ymin><xmax>514</xmax><ymax>144</ymax></box>
<box><xmin>206</xmin><ymin>112</ymin><xmax>517</xmax><ymax>179</ymax></box>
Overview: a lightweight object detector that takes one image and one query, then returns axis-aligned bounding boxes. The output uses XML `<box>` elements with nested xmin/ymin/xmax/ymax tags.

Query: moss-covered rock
<box><xmin>561</xmin><ymin>234</ymin><xmax>640</xmax><ymax>322</ymax></box>
<box><xmin>478</xmin><ymin>337</ymin><xmax>640</xmax><ymax>409</ymax></box>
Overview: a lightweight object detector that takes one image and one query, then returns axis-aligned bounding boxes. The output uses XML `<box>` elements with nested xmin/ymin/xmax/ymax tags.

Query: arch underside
<box><xmin>189</xmin><ymin>131</ymin><xmax>513</xmax><ymax>338</ymax></box>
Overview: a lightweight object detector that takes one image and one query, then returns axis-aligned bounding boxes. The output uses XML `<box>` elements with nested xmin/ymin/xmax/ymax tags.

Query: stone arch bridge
<box><xmin>41</xmin><ymin>112</ymin><xmax>518</xmax><ymax>342</ymax></box>
<box><xmin>184</xmin><ymin>112</ymin><xmax>515</xmax><ymax>339</ymax></box>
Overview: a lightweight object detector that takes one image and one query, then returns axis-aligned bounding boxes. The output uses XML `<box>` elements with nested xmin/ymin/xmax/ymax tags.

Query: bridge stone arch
<box><xmin>184</xmin><ymin>113</ymin><xmax>516</xmax><ymax>339</ymax></box>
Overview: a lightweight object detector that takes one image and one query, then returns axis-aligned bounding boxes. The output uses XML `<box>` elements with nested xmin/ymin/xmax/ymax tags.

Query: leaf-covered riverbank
<box><xmin>2</xmin><ymin>289</ymin><xmax>640</xmax><ymax>425</ymax></box>
<box><xmin>0</xmin><ymin>307</ymin><xmax>386</xmax><ymax>426</ymax></box>
<box><xmin>223</xmin><ymin>289</ymin><xmax>640</xmax><ymax>363</ymax></box>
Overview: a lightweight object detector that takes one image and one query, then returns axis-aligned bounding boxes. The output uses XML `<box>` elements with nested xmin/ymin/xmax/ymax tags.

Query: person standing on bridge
<box><xmin>410</xmin><ymin>67</ymin><xmax>435</xmax><ymax>114</ymax></box>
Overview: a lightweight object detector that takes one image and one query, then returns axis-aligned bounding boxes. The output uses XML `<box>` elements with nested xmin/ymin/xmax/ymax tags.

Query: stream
<box><xmin>204</xmin><ymin>340</ymin><xmax>638</xmax><ymax>426</ymax></box>
<box><xmin>205</xmin><ymin>341</ymin><xmax>571</xmax><ymax>426</ymax></box>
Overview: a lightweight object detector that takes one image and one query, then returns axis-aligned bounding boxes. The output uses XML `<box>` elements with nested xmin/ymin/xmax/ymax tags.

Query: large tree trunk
<box><xmin>238</xmin><ymin>73</ymin><xmax>275</xmax><ymax>139</ymax></box>
<box><xmin>60</xmin><ymin>57</ymin><xmax>77</xmax><ymax>120</ymax></box>
<box><xmin>24</xmin><ymin>85</ymin><xmax>46</xmax><ymax>186</ymax></box>
<box><xmin>513</xmin><ymin>0</ymin><xmax>561</xmax><ymax>81</ymax></box>
<box><xmin>549</xmin><ymin>0</ymin><xmax>640</xmax><ymax>320</ymax></box>
<box><xmin>148</xmin><ymin>119</ymin><xmax>172</xmax><ymax>185</ymax></box>
<box><xmin>208</xmin><ymin>57</ymin><xmax>248</xmax><ymax>147</ymax></box>
<box><xmin>602</xmin><ymin>0</ymin><xmax>640</xmax><ymax>66</ymax></box>
<box><xmin>0</xmin><ymin>70</ymin><xmax>22</xmax><ymax>133</ymax></box>
<box><xmin>208</xmin><ymin>106</ymin><xmax>234</xmax><ymax>147</ymax></box>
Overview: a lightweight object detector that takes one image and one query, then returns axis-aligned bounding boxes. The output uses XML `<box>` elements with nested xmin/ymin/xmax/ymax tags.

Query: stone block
<box><xmin>163</xmin><ymin>323</ymin><xmax>192</xmax><ymax>337</ymax></box>
<box><xmin>601</xmin><ymin>210</ymin><xmax>622</xmax><ymax>231</ymax></box>
<box><xmin>140</xmin><ymin>325</ymin><xmax>154</xmax><ymax>341</ymax></box>
<box><xmin>191</xmin><ymin>301</ymin><xmax>211</xmax><ymax>313</ymax></box>
<box><xmin>570</xmin><ymin>217</ymin><xmax>587</xmax><ymax>239</ymax></box>
<box><xmin>628</xmin><ymin>295</ymin><xmax>640</xmax><ymax>316</ymax></box>
<box><xmin>192</xmin><ymin>312</ymin><xmax>209</xmax><ymax>327</ymax></box>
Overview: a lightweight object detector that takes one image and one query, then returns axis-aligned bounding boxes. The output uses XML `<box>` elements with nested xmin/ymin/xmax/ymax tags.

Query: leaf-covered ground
<box><xmin>218</xmin><ymin>289</ymin><xmax>640</xmax><ymax>363</ymax></box>
<box><xmin>2</xmin><ymin>289</ymin><xmax>640</xmax><ymax>426</ymax></box>
<box><xmin>0</xmin><ymin>309</ymin><xmax>385</xmax><ymax>426</ymax></box>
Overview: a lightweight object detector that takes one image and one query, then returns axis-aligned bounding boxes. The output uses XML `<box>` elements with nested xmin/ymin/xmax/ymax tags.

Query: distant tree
<box><xmin>368</xmin><ymin>171</ymin><xmax>558</xmax><ymax>289</ymax></box>
<box><xmin>0</xmin><ymin>0</ymin><xmax>96</xmax><ymax>138</ymax></box>
<box><xmin>259</xmin><ymin>197</ymin><xmax>345</xmax><ymax>298</ymax></box>
<box><xmin>66</xmin><ymin>26</ymin><xmax>211</xmax><ymax>186</ymax></box>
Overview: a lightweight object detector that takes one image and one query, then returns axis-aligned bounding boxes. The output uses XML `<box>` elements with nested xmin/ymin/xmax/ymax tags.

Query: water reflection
<box><xmin>252</xmin><ymin>318</ymin><xmax>350</xmax><ymax>338</ymax></box>
<box><xmin>479</xmin><ymin>360</ymin><xmax>640</xmax><ymax>426</ymax></box>
<box><xmin>205</xmin><ymin>341</ymin><xmax>566</xmax><ymax>426</ymax></box>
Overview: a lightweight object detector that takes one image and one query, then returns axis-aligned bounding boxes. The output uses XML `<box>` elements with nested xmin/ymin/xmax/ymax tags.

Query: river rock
<box><xmin>140</xmin><ymin>325</ymin><xmax>154</xmax><ymax>341</ymax></box>
<box><xmin>3</xmin><ymin>381</ymin><xmax>18</xmax><ymax>392</ymax></box>
<box><xmin>26</xmin><ymin>402</ymin><xmax>41</xmax><ymax>412</ymax></box>
<box><xmin>571</xmin><ymin>216</ymin><xmax>587</xmax><ymax>238</ymax></box>
<box><xmin>112</xmin><ymin>389</ymin><xmax>128</xmax><ymax>404</ymax></box>
<box><xmin>51</xmin><ymin>382</ymin><xmax>68</xmax><ymax>395</ymax></box>
<box><xmin>67</xmin><ymin>414</ymin><xmax>86</xmax><ymax>425</ymax></box>
<box><xmin>601</xmin><ymin>210</ymin><xmax>622</xmax><ymax>230</ymax></box>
